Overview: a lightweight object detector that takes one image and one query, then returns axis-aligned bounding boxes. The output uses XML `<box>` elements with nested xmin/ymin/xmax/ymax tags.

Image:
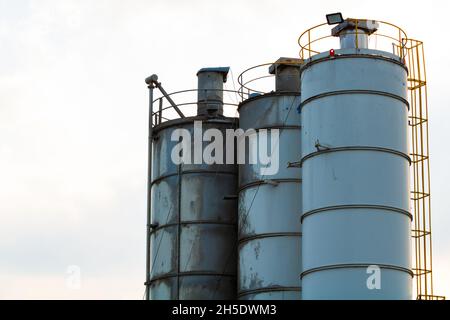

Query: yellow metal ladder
<box><xmin>404</xmin><ymin>39</ymin><xmax>445</xmax><ymax>300</ymax></box>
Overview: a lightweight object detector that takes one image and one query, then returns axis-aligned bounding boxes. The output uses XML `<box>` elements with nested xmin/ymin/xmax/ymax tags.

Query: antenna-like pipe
<box><xmin>144</xmin><ymin>75</ymin><xmax>156</xmax><ymax>300</ymax></box>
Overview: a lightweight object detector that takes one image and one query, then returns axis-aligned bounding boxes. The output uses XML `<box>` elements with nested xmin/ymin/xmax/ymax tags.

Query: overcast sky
<box><xmin>0</xmin><ymin>0</ymin><xmax>449</xmax><ymax>299</ymax></box>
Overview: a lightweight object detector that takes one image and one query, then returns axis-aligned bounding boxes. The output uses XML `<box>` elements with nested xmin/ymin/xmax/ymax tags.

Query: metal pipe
<box><xmin>145</xmin><ymin>77</ymin><xmax>155</xmax><ymax>300</ymax></box>
<box><xmin>155</xmin><ymin>83</ymin><xmax>185</xmax><ymax>118</ymax></box>
<box><xmin>331</xmin><ymin>19</ymin><xmax>379</xmax><ymax>50</ymax></box>
<box><xmin>196</xmin><ymin>67</ymin><xmax>230</xmax><ymax>116</ymax></box>
<box><xmin>158</xmin><ymin>98</ymin><xmax>163</xmax><ymax>125</ymax></box>
<box><xmin>145</xmin><ymin>74</ymin><xmax>185</xmax><ymax>119</ymax></box>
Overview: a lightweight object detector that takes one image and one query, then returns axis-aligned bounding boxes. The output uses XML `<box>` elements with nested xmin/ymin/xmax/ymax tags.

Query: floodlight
<box><xmin>326</xmin><ymin>12</ymin><xmax>344</xmax><ymax>25</ymax></box>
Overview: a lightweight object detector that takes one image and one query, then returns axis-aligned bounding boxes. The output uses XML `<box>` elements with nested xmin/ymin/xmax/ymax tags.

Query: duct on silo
<box><xmin>331</xmin><ymin>19</ymin><xmax>379</xmax><ymax>49</ymax></box>
<box><xmin>299</xmin><ymin>46</ymin><xmax>412</xmax><ymax>299</ymax></box>
<box><xmin>197</xmin><ymin>67</ymin><xmax>230</xmax><ymax>116</ymax></box>
<box><xmin>149</xmin><ymin>68</ymin><xmax>238</xmax><ymax>300</ymax></box>
<box><xmin>269</xmin><ymin>58</ymin><xmax>301</xmax><ymax>92</ymax></box>
<box><xmin>237</xmin><ymin>58</ymin><xmax>302</xmax><ymax>300</ymax></box>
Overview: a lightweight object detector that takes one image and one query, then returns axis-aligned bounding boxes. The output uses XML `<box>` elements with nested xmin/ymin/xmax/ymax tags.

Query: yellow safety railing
<box><xmin>298</xmin><ymin>19</ymin><xmax>408</xmax><ymax>60</ymax></box>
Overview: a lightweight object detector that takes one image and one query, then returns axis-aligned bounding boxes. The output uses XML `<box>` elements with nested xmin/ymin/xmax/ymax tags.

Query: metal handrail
<box><xmin>237</xmin><ymin>63</ymin><xmax>275</xmax><ymax>101</ymax></box>
<box><xmin>298</xmin><ymin>19</ymin><xmax>408</xmax><ymax>59</ymax></box>
<box><xmin>237</xmin><ymin>61</ymin><xmax>304</xmax><ymax>101</ymax></box>
<box><xmin>151</xmin><ymin>88</ymin><xmax>242</xmax><ymax>127</ymax></box>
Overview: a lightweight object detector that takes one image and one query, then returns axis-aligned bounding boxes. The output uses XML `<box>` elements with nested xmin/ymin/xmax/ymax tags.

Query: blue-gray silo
<box><xmin>300</xmin><ymin>20</ymin><xmax>412</xmax><ymax>299</ymax></box>
<box><xmin>238</xmin><ymin>58</ymin><xmax>303</xmax><ymax>300</ymax></box>
<box><xmin>148</xmin><ymin>68</ymin><xmax>238</xmax><ymax>300</ymax></box>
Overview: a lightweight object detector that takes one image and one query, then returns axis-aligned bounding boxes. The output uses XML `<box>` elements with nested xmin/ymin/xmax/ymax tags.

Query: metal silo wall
<box><xmin>238</xmin><ymin>93</ymin><xmax>302</xmax><ymax>300</ymax></box>
<box><xmin>300</xmin><ymin>50</ymin><xmax>412</xmax><ymax>299</ymax></box>
<box><xmin>149</xmin><ymin>117</ymin><xmax>238</xmax><ymax>300</ymax></box>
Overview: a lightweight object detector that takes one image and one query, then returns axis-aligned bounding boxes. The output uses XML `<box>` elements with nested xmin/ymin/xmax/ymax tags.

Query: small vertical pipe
<box><xmin>159</xmin><ymin>98</ymin><xmax>163</xmax><ymax>125</ymax></box>
<box><xmin>145</xmin><ymin>83</ymin><xmax>154</xmax><ymax>300</ymax></box>
<box><xmin>176</xmin><ymin>163</ymin><xmax>182</xmax><ymax>300</ymax></box>
<box><xmin>308</xmin><ymin>30</ymin><xmax>311</xmax><ymax>59</ymax></box>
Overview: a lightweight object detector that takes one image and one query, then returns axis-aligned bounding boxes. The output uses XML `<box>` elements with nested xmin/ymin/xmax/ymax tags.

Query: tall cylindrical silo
<box><xmin>149</xmin><ymin>68</ymin><xmax>238</xmax><ymax>300</ymax></box>
<box><xmin>300</xmin><ymin>21</ymin><xmax>412</xmax><ymax>299</ymax></box>
<box><xmin>238</xmin><ymin>59</ymin><xmax>303</xmax><ymax>300</ymax></box>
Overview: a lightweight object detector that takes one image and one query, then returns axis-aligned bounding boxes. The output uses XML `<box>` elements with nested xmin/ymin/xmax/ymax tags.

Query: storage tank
<box><xmin>299</xmin><ymin>20</ymin><xmax>412</xmax><ymax>299</ymax></box>
<box><xmin>148</xmin><ymin>68</ymin><xmax>238</xmax><ymax>300</ymax></box>
<box><xmin>238</xmin><ymin>58</ymin><xmax>303</xmax><ymax>300</ymax></box>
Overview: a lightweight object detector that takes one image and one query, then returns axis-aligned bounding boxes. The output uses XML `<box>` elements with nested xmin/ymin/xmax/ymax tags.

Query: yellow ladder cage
<box><xmin>403</xmin><ymin>39</ymin><xmax>445</xmax><ymax>300</ymax></box>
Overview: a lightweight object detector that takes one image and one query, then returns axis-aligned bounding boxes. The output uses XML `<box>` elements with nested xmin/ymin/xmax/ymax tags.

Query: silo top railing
<box><xmin>237</xmin><ymin>63</ymin><xmax>276</xmax><ymax>101</ymax></box>
<box><xmin>237</xmin><ymin>61</ymin><xmax>303</xmax><ymax>101</ymax></box>
<box><xmin>151</xmin><ymin>89</ymin><xmax>242</xmax><ymax>127</ymax></box>
<box><xmin>298</xmin><ymin>19</ymin><xmax>408</xmax><ymax>59</ymax></box>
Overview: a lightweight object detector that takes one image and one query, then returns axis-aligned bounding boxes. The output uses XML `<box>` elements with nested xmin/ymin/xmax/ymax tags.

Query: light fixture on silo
<box><xmin>326</xmin><ymin>12</ymin><xmax>344</xmax><ymax>25</ymax></box>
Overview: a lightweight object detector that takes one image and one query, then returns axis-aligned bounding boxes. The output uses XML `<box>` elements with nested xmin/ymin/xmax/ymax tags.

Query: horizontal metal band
<box><xmin>300</xmin><ymin>90</ymin><xmax>409</xmax><ymax>110</ymax></box>
<box><xmin>239</xmin><ymin>179</ymin><xmax>302</xmax><ymax>193</ymax></box>
<box><xmin>151</xmin><ymin>170</ymin><xmax>237</xmax><ymax>186</ymax></box>
<box><xmin>238</xmin><ymin>92</ymin><xmax>301</xmax><ymax>110</ymax></box>
<box><xmin>238</xmin><ymin>232</ymin><xmax>302</xmax><ymax>246</ymax></box>
<box><xmin>238</xmin><ymin>286</ymin><xmax>302</xmax><ymax>298</ymax></box>
<box><xmin>301</xmin><ymin>146</ymin><xmax>411</xmax><ymax>167</ymax></box>
<box><xmin>150</xmin><ymin>220</ymin><xmax>236</xmax><ymax>235</ymax></box>
<box><xmin>150</xmin><ymin>272</ymin><xmax>236</xmax><ymax>284</ymax></box>
<box><xmin>301</xmin><ymin>204</ymin><xmax>413</xmax><ymax>223</ymax></box>
<box><xmin>300</xmin><ymin>53</ymin><xmax>408</xmax><ymax>74</ymax></box>
<box><xmin>301</xmin><ymin>263</ymin><xmax>414</xmax><ymax>279</ymax></box>
<box><xmin>153</xmin><ymin>116</ymin><xmax>238</xmax><ymax>134</ymax></box>
<box><xmin>250</xmin><ymin>125</ymin><xmax>301</xmax><ymax>131</ymax></box>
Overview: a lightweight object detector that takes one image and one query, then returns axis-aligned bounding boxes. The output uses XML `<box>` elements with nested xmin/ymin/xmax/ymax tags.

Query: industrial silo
<box><xmin>143</xmin><ymin>14</ymin><xmax>443</xmax><ymax>301</ymax></box>
<box><xmin>299</xmin><ymin>19</ymin><xmax>412</xmax><ymax>299</ymax></box>
<box><xmin>146</xmin><ymin>68</ymin><xmax>238</xmax><ymax>300</ymax></box>
<box><xmin>237</xmin><ymin>58</ymin><xmax>303</xmax><ymax>300</ymax></box>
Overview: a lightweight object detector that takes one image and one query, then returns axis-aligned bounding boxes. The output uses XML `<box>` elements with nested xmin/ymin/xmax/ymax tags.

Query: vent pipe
<box><xmin>332</xmin><ymin>19</ymin><xmax>379</xmax><ymax>49</ymax></box>
<box><xmin>197</xmin><ymin>67</ymin><xmax>230</xmax><ymax>116</ymax></box>
<box><xmin>269</xmin><ymin>58</ymin><xmax>302</xmax><ymax>92</ymax></box>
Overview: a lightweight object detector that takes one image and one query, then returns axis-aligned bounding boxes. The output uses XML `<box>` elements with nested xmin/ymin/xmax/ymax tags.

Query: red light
<box><xmin>330</xmin><ymin>49</ymin><xmax>335</xmax><ymax>57</ymax></box>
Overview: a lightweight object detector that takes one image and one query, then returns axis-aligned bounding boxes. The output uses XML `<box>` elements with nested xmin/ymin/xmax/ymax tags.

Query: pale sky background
<box><xmin>0</xmin><ymin>0</ymin><xmax>449</xmax><ymax>300</ymax></box>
